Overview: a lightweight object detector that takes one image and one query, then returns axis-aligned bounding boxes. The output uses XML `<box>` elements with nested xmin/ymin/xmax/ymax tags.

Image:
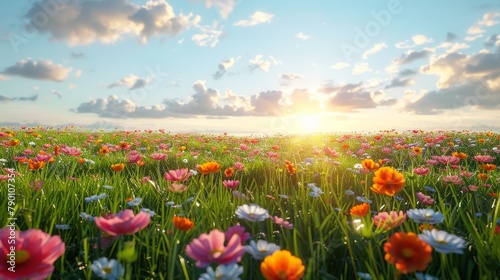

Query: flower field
<box><xmin>1</xmin><ymin>127</ymin><xmax>500</xmax><ymax>279</ymax></box>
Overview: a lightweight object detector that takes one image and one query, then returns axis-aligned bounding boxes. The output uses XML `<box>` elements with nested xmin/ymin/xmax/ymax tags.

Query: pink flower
<box><xmin>127</xmin><ymin>151</ymin><xmax>143</xmax><ymax>164</ymax></box>
<box><xmin>185</xmin><ymin>229</ymin><xmax>245</xmax><ymax>267</ymax></box>
<box><xmin>462</xmin><ymin>185</ymin><xmax>479</xmax><ymax>192</ymax></box>
<box><xmin>232</xmin><ymin>190</ymin><xmax>247</xmax><ymax>200</ymax></box>
<box><xmin>441</xmin><ymin>175</ymin><xmax>464</xmax><ymax>186</ymax></box>
<box><xmin>150</xmin><ymin>152</ymin><xmax>168</xmax><ymax>161</ymax></box>
<box><xmin>0</xmin><ymin>175</ymin><xmax>9</xmax><ymax>181</ymax></box>
<box><xmin>94</xmin><ymin>209</ymin><xmax>150</xmax><ymax>236</ymax></box>
<box><xmin>270</xmin><ymin>216</ymin><xmax>294</xmax><ymax>229</ymax></box>
<box><xmin>35</xmin><ymin>153</ymin><xmax>52</xmax><ymax>162</ymax></box>
<box><xmin>233</xmin><ymin>162</ymin><xmax>245</xmax><ymax>171</ymax></box>
<box><xmin>164</xmin><ymin>168</ymin><xmax>191</xmax><ymax>182</ymax></box>
<box><xmin>30</xmin><ymin>180</ymin><xmax>44</xmax><ymax>191</ymax></box>
<box><xmin>413</xmin><ymin>166</ymin><xmax>430</xmax><ymax>176</ymax></box>
<box><xmin>168</xmin><ymin>183</ymin><xmax>188</xmax><ymax>193</ymax></box>
<box><xmin>225</xmin><ymin>225</ymin><xmax>250</xmax><ymax>244</ymax></box>
<box><xmin>416</xmin><ymin>192</ymin><xmax>434</xmax><ymax>205</ymax></box>
<box><xmin>324</xmin><ymin>147</ymin><xmax>340</xmax><ymax>158</ymax></box>
<box><xmin>474</xmin><ymin>155</ymin><xmax>494</xmax><ymax>163</ymax></box>
<box><xmin>372</xmin><ymin>211</ymin><xmax>406</xmax><ymax>231</ymax></box>
<box><xmin>0</xmin><ymin>228</ymin><xmax>65</xmax><ymax>280</ymax></box>
<box><xmin>434</xmin><ymin>155</ymin><xmax>460</xmax><ymax>165</ymax></box>
<box><xmin>60</xmin><ymin>146</ymin><xmax>82</xmax><ymax>157</ymax></box>
<box><xmin>223</xmin><ymin>180</ymin><xmax>240</xmax><ymax>190</ymax></box>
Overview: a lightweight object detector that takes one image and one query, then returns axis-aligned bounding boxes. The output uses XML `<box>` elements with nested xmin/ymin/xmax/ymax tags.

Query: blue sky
<box><xmin>1</xmin><ymin>0</ymin><xmax>499</xmax><ymax>134</ymax></box>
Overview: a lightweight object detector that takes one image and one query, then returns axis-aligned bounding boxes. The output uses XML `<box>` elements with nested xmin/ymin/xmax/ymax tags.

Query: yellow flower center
<box><xmin>103</xmin><ymin>267</ymin><xmax>112</xmax><ymax>274</ymax></box>
<box><xmin>402</xmin><ymin>248</ymin><xmax>414</xmax><ymax>258</ymax></box>
<box><xmin>15</xmin><ymin>250</ymin><xmax>31</xmax><ymax>264</ymax></box>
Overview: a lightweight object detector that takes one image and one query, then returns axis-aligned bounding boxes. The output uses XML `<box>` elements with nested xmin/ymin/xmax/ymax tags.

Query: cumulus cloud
<box><xmin>191</xmin><ymin>0</ymin><xmax>240</xmax><ymax>19</ymax></box>
<box><xmin>412</xmin><ymin>35</ymin><xmax>433</xmax><ymax>45</ymax></box>
<box><xmin>26</xmin><ymin>0</ymin><xmax>198</xmax><ymax>45</ymax></box>
<box><xmin>213</xmin><ymin>57</ymin><xmax>235</xmax><ymax>79</ymax></box>
<box><xmin>362</xmin><ymin>43</ymin><xmax>387</xmax><ymax>59</ymax></box>
<box><xmin>352</xmin><ymin>63</ymin><xmax>372</xmax><ymax>75</ymax></box>
<box><xmin>2</xmin><ymin>59</ymin><xmax>72</xmax><ymax>82</ymax></box>
<box><xmin>234</xmin><ymin>11</ymin><xmax>274</xmax><ymax>27</ymax></box>
<box><xmin>386</xmin><ymin>50</ymin><xmax>432</xmax><ymax>74</ymax></box>
<box><xmin>249</xmin><ymin>55</ymin><xmax>281</xmax><ymax>72</ymax></box>
<box><xmin>330</xmin><ymin>62</ymin><xmax>350</xmax><ymax>70</ymax></box>
<box><xmin>385</xmin><ymin>78</ymin><xmax>415</xmax><ymax>89</ymax></box>
<box><xmin>467</xmin><ymin>12</ymin><xmax>500</xmax><ymax>35</ymax></box>
<box><xmin>295</xmin><ymin>32</ymin><xmax>310</xmax><ymax>40</ymax></box>
<box><xmin>284</xmin><ymin>89</ymin><xmax>319</xmax><ymax>114</ymax></box>
<box><xmin>280</xmin><ymin>73</ymin><xmax>303</xmax><ymax>81</ymax></box>
<box><xmin>108</xmin><ymin>75</ymin><xmax>150</xmax><ymax>90</ymax></box>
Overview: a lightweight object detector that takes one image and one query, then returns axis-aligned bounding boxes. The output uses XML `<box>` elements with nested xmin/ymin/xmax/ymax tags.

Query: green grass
<box><xmin>1</xmin><ymin>127</ymin><xmax>499</xmax><ymax>279</ymax></box>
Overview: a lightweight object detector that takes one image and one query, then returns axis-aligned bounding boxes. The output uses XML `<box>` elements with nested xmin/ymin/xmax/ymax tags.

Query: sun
<box><xmin>298</xmin><ymin>114</ymin><xmax>321</xmax><ymax>133</ymax></box>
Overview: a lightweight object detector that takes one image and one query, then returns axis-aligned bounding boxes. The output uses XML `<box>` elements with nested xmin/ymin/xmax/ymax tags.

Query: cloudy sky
<box><xmin>1</xmin><ymin>0</ymin><xmax>499</xmax><ymax>134</ymax></box>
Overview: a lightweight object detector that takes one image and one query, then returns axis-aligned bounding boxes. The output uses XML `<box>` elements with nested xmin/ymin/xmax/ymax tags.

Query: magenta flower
<box><xmin>127</xmin><ymin>151</ymin><xmax>143</xmax><ymax>164</ymax></box>
<box><xmin>94</xmin><ymin>209</ymin><xmax>150</xmax><ymax>236</ymax></box>
<box><xmin>150</xmin><ymin>152</ymin><xmax>168</xmax><ymax>161</ymax></box>
<box><xmin>416</xmin><ymin>192</ymin><xmax>434</xmax><ymax>205</ymax></box>
<box><xmin>372</xmin><ymin>211</ymin><xmax>406</xmax><ymax>231</ymax></box>
<box><xmin>60</xmin><ymin>146</ymin><xmax>82</xmax><ymax>156</ymax></box>
<box><xmin>225</xmin><ymin>225</ymin><xmax>250</xmax><ymax>244</ymax></box>
<box><xmin>35</xmin><ymin>153</ymin><xmax>53</xmax><ymax>162</ymax></box>
<box><xmin>185</xmin><ymin>229</ymin><xmax>245</xmax><ymax>267</ymax></box>
<box><xmin>164</xmin><ymin>168</ymin><xmax>191</xmax><ymax>182</ymax></box>
<box><xmin>414</xmin><ymin>166</ymin><xmax>430</xmax><ymax>176</ymax></box>
<box><xmin>223</xmin><ymin>180</ymin><xmax>240</xmax><ymax>190</ymax></box>
<box><xmin>0</xmin><ymin>228</ymin><xmax>65</xmax><ymax>280</ymax></box>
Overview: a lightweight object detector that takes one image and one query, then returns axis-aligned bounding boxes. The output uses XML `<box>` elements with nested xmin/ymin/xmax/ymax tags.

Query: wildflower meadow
<box><xmin>1</xmin><ymin>127</ymin><xmax>500</xmax><ymax>280</ymax></box>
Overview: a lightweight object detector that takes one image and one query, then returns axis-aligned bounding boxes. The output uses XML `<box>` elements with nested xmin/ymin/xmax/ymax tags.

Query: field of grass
<box><xmin>1</xmin><ymin>127</ymin><xmax>500</xmax><ymax>280</ymax></box>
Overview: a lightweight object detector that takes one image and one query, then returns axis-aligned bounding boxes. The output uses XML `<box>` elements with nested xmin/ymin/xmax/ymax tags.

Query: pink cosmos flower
<box><xmin>414</xmin><ymin>166</ymin><xmax>430</xmax><ymax>176</ymax></box>
<box><xmin>474</xmin><ymin>155</ymin><xmax>494</xmax><ymax>163</ymax></box>
<box><xmin>94</xmin><ymin>209</ymin><xmax>150</xmax><ymax>236</ymax></box>
<box><xmin>168</xmin><ymin>183</ymin><xmax>188</xmax><ymax>193</ymax></box>
<box><xmin>233</xmin><ymin>162</ymin><xmax>245</xmax><ymax>171</ymax></box>
<box><xmin>127</xmin><ymin>151</ymin><xmax>143</xmax><ymax>164</ymax></box>
<box><xmin>462</xmin><ymin>185</ymin><xmax>479</xmax><ymax>192</ymax></box>
<box><xmin>22</xmin><ymin>149</ymin><xmax>34</xmax><ymax>155</ymax></box>
<box><xmin>185</xmin><ymin>229</ymin><xmax>245</xmax><ymax>268</ymax></box>
<box><xmin>225</xmin><ymin>225</ymin><xmax>250</xmax><ymax>244</ymax></box>
<box><xmin>434</xmin><ymin>155</ymin><xmax>460</xmax><ymax>165</ymax></box>
<box><xmin>150</xmin><ymin>152</ymin><xmax>168</xmax><ymax>161</ymax></box>
<box><xmin>0</xmin><ymin>228</ymin><xmax>65</xmax><ymax>280</ymax></box>
<box><xmin>164</xmin><ymin>168</ymin><xmax>191</xmax><ymax>182</ymax></box>
<box><xmin>223</xmin><ymin>180</ymin><xmax>240</xmax><ymax>190</ymax></box>
<box><xmin>324</xmin><ymin>147</ymin><xmax>340</xmax><ymax>158</ymax></box>
<box><xmin>441</xmin><ymin>175</ymin><xmax>464</xmax><ymax>186</ymax></box>
<box><xmin>416</xmin><ymin>192</ymin><xmax>434</xmax><ymax>205</ymax></box>
<box><xmin>372</xmin><ymin>211</ymin><xmax>406</xmax><ymax>231</ymax></box>
<box><xmin>270</xmin><ymin>216</ymin><xmax>294</xmax><ymax>229</ymax></box>
<box><xmin>35</xmin><ymin>153</ymin><xmax>52</xmax><ymax>162</ymax></box>
<box><xmin>60</xmin><ymin>146</ymin><xmax>82</xmax><ymax>157</ymax></box>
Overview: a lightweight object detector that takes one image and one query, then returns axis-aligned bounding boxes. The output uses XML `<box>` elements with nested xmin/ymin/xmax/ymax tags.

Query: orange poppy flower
<box><xmin>99</xmin><ymin>146</ymin><xmax>110</xmax><ymax>154</ymax></box>
<box><xmin>411</xmin><ymin>146</ymin><xmax>422</xmax><ymax>155</ymax></box>
<box><xmin>172</xmin><ymin>216</ymin><xmax>194</xmax><ymax>231</ymax></box>
<box><xmin>197</xmin><ymin>161</ymin><xmax>221</xmax><ymax>174</ymax></box>
<box><xmin>480</xmin><ymin>164</ymin><xmax>496</xmax><ymax>172</ymax></box>
<box><xmin>77</xmin><ymin>158</ymin><xmax>86</xmax><ymax>164</ymax></box>
<box><xmin>111</xmin><ymin>163</ymin><xmax>125</xmax><ymax>172</ymax></box>
<box><xmin>350</xmin><ymin>203</ymin><xmax>370</xmax><ymax>217</ymax></box>
<box><xmin>478</xmin><ymin>138</ymin><xmax>486</xmax><ymax>144</ymax></box>
<box><xmin>224</xmin><ymin>167</ymin><xmax>234</xmax><ymax>177</ymax></box>
<box><xmin>284</xmin><ymin>160</ymin><xmax>296</xmax><ymax>175</ymax></box>
<box><xmin>384</xmin><ymin>232</ymin><xmax>432</xmax><ymax>274</ymax></box>
<box><xmin>9</xmin><ymin>139</ymin><xmax>20</xmax><ymax>147</ymax></box>
<box><xmin>54</xmin><ymin>145</ymin><xmax>60</xmax><ymax>156</ymax></box>
<box><xmin>452</xmin><ymin>152</ymin><xmax>467</xmax><ymax>159</ymax></box>
<box><xmin>371</xmin><ymin>167</ymin><xmax>405</xmax><ymax>196</ymax></box>
<box><xmin>29</xmin><ymin>160</ymin><xmax>45</xmax><ymax>170</ymax></box>
<box><xmin>478</xmin><ymin>173</ymin><xmax>489</xmax><ymax>181</ymax></box>
<box><xmin>261</xmin><ymin>250</ymin><xmax>305</xmax><ymax>280</ymax></box>
<box><xmin>361</xmin><ymin>159</ymin><xmax>379</xmax><ymax>171</ymax></box>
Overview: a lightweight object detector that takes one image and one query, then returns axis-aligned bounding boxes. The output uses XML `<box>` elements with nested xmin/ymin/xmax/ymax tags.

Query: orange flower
<box><xmin>350</xmin><ymin>203</ymin><xmax>370</xmax><ymax>217</ymax></box>
<box><xmin>478</xmin><ymin>138</ymin><xmax>486</xmax><ymax>144</ymax></box>
<box><xmin>224</xmin><ymin>167</ymin><xmax>234</xmax><ymax>177</ymax></box>
<box><xmin>111</xmin><ymin>163</ymin><xmax>125</xmax><ymax>172</ymax></box>
<box><xmin>9</xmin><ymin>139</ymin><xmax>20</xmax><ymax>146</ymax></box>
<box><xmin>99</xmin><ymin>146</ymin><xmax>110</xmax><ymax>154</ymax></box>
<box><xmin>384</xmin><ymin>232</ymin><xmax>432</xmax><ymax>274</ymax></box>
<box><xmin>172</xmin><ymin>216</ymin><xmax>194</xmax><ymax>231</ymax></box>
<box><xmin>197</xmin><ymin>161</ymin><xmax>221</xmax><ymax>174</ymax></box>
<box><xmin>411</xmin><ymin>146</ymin><xmax>422</xmax><ymax>155</ymax></box>
<box><xmin>478</xmin><ymin>173</ymin><xmax>489</xmax><ymax>181</ymax></box>
<box><xmin>54</xmin><ymin>145</ymin><xmax>60</xmax><ymax>156</ymax></box>
<box><xmin>261</xmin><ymin>250</ymin><xmax>305</xmax><ymax>280</ymax></box>
<box><xmin>29</xmin><ymin>160</ymin><xmax>45</xmax><ymax>170</ymax></box>
<box><xmin>480</xmin><ymin>164</ymin><xmax>496</xmax><ymax>172</ymax></box>
<box><xmin>419</xmin><ymin>224</ymin><xmax>435</xmax><ymax>232</ymax></box>
<box><xmin>77</xmin><ymin>158</ymin><xmax>86</xmax><ymax>164</ymax></box>
<box><xmin>371</xmin><ymin>167</ymin><xmax>405</xmax><ymax>196</ymax></box>
<box><xmin>284</xmin><ymin>160</ymin><xmax>296</xmax><ymax>175</ymax></box>
<box><xmin>452</xmin><ymin>152</ymin><xmax>467</xmax><ymax>159</ymax></box>
<box><xmin>361</xmin><ymin>159</ymin><xmax>379</xmax><ymax>171</ymax></box>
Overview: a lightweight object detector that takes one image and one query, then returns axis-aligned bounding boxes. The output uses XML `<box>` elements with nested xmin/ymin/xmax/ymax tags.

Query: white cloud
<box><xmin>74</xmin><ymin>69</ymin><xmax>82</xmax><ymax>78</ymax></box>
<box><xmin>249</xmin><ymin>55</ymin><xmax>281</xmax><ymax>72</ymax></box>
<box><xmin>191</xmin><ymin>21</ymin><xmax>224</xmax><ymax>48</ymax></box>
<box><xmin>194</xmin><ymin>0</ymin><xmax>240</xmax><ymax>19</ymax></box>
<box><xmin>26</xmin><ymin>0</ymin><xmax>198</xmax><ymax>45</ymax></box>
<box><xmin>330</xmin><ymin>62</ymin><xmax>350</xmax><ymax>70</ymax></box>
<box><xmin>445</xmin><ymin>43</ymin><xmax>470</xmax><ymax>54</ymax></box>
<box><xmin>362</xmin><ymin>43</ymin><xmax>387</xmax><ymax>59</ymax></box>
<box><xmin>213</xmin><ymin>57</ymin><xmax>235</xmax><ymax>79</ymax></box>
<box><xmin>234</xmin><ymin>11</ymin><xmax>274</xmax><ymax>27</ymax></box>
<box><xmin>352</xmin><ymin>63</ymin><xmax>372</xmax><ymax>75</ymax></box>
<box><xmin>295</xmin><ymin>32</ymin><xmax>310</xmax><ymax>40</ymax></box>
<box><xmin>2</xmin><ymin>59</ymin><xmax>72</xmax><ymax>82</ymax></box>
<box><xmin>467</xmin><ymin>12</ymin><xmax>500</xmax><ymax>36</ymax></box>
<box><xmin>108</xmin><ymin>75</ymin><xmax>150</xmax><ymax>90</ymax></box>
<box><xmin>395</xmin><ymin>40</ymin><xmax>414</xmax><ymax>49</ymax></box>
<box><xmin>412</xmin><ymin>35</ymin><xmax>433</xmax><ymax>45</ymax></box>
